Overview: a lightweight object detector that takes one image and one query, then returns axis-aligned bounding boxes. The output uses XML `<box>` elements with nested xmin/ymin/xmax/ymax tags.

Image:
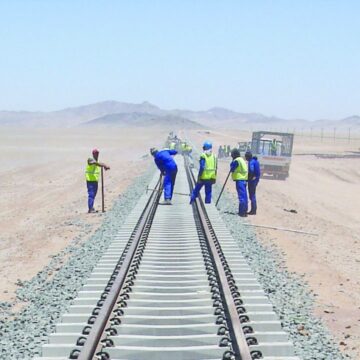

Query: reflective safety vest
<box><xmin>85</xmin><ymin>161</ymin><xmax>100</xmax><ymax>182</ymax></box>
<box><xmin>231</xmin><ymin>157</ymin><xmax>248</xmax><ymax>181</ymax></box>
<box><xmin>169</xmin><ymin>142</ymin><xmax>176</xmax><ymax>150</ymax></box>
<box><xmin>200</xmin><ymin>153</ymin><xmax>217</xmax><ymax>180</ymax></box>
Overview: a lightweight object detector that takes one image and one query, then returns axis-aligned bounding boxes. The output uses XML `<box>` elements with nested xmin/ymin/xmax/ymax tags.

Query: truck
<box><xmin>250</xmin><ymin>131</ymin><xmax>294</xmax><ymax>179</ymax></box>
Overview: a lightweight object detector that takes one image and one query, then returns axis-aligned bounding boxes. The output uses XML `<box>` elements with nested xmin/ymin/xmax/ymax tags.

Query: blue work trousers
<box><xmin>191</xmin><ymin>180</ymin><xmax>213</xmax><ymax>204</ymax></box>
<box><xmin>163</xmin><ymin>168</ymin><xmax>177</xmax><ymax>200</ymax></box>
<box><xmin>87</xmin><ymin>181</ymin><xmax>98</xmax><ymax>210</ymax></box>
<box><xmin>248</xmin><ymin>181</ymin><xmax>258</xmax><ymax>212</ymax></box>
<box><xmin>236</xmin><ymin>180</ymin><xmax>248</xmax><ymax>216</ymax></box>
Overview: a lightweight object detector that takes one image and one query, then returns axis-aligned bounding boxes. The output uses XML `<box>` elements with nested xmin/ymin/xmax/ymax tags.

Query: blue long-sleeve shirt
<box><xmin>154</xmin><ymin>149</ymin><xmax>177</xmax><ymax>173</ymax></box>
<box><xmin>230</xmin><ymin>160</ymin><xmax>239</xmax><ymax>173</ymax></box>
<box><xmin>248</xmin><ymin>157</ymin><xmax>260</xmax><ymax>183</ymax></box>
<box><xmin>197</xmin><ymin>157</ymin><xmax>206</xmax><ymax>178</ymax></box>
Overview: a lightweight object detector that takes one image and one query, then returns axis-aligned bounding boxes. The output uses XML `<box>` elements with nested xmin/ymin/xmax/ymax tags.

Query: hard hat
<box><xmin>231</xmin><ymin>148</ymin><xmax>240</xmax><ymax>159</ymax></box>
<box><xmin>150</xmin><ymin>147</ymin><xmax>158</xmax><ymax>156</ymax></box>
<box><xmin>203</xmin><ymin>141</ymin><xmax>212</xmax><ymax>150</ymax></box>
<box><xmin>92</xmin><ymin>148</ymin><xmax>99</xmax><ymax>155</ymax></box>
<box><xmin>245</xmin><ymin>150</ymin><xmax>252</xmax><ymax>160</ymax></box>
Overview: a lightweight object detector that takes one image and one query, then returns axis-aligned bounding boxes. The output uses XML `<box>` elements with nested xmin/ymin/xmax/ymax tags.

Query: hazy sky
<box><xmin>0</xmin><ymin>1</ymin><xmax>359</xmax><ymax>120</ymax></box>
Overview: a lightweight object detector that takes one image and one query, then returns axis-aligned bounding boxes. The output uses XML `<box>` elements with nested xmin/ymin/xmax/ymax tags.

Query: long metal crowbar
<box><xmin>146</xmin><ymin>186</ymin><xmax>190</xmax><ymax>197</ymax></box>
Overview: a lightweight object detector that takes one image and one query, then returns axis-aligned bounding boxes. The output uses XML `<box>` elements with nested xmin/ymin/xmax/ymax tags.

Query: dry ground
<box><xmin>188</xmin><ymin>129</ymin><xmax>360</xmax><ymax>359</ymax></box>
<box><xmin>0</xmin><ymin>126</ymin><xmax>167</xmax><ymax>303</ymax></box>
<box><xmin>1</xmin><ymin>126</ymin><xmax>359</xmax><ymax>358</ymax></box>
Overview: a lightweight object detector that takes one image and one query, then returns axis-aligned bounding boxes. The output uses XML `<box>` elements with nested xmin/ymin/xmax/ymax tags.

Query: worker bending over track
<box><xmin>85</xmin><ymin>149</ymin><xmax>110</xmax><ymax>213</ymax></box>
<box><xmin>230</xmin><ymin>148</ymin><xmax>248</xmax><ymax>217</ymax></box>
<box><xmin>245</xmin><ymin>150</ymin><xmax>260</xmax><ymax>215</ymax></box>
<box><xmin>190</xmin><ymin>141</ymin><xmax>217</xmax><ymax>204</ymax></box>
<box><xmin>150</xmin><ymin>147</ymin><xmax>178</xmax><ymax>205</ymax></box>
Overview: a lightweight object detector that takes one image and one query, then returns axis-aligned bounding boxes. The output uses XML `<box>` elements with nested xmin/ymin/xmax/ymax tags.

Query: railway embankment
<box><xmin>214</xmin><ymin>186</ymin><xmax>347</xmax><ymax>360</ymax></box>
<box><xmin>0</xmin><ymin>163</ymin><xmax>347</xmax><ymax>360</ymax></box>
<box><xmin>0</xmin><ymin>169</ymin><xmax>154</xmax><ymax>359</ymax></box>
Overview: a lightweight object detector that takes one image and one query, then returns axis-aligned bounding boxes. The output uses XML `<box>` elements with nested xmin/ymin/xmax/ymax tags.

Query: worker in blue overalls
<box><xmin>230</xmin><ymin>148</ymin><xmax>248</xmax><ymax>217</ymax></box>
<box><xmin>150</xmin><ymin>147</ymin><xmax>178</xmax><ymax>205</ymax></box>
<box><xmin>190</xmin><ymin>141</ymin><xmax>217</xmax><ymax>204</ymax></box>
<box><xmin>245</xmin><ymin>150</ymin><xmax>260</xmax><ymax>215</ymax></box>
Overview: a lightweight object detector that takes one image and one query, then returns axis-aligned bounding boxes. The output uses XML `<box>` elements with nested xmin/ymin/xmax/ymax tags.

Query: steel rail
<box><xmin>185</xmin><ymin>157</ymin><xmax>252</xmax><ymax>360</ymax></box>
<box><xmin>34</xmin><ymin>155</ymin><xmax>298</xmax><ymax>359</ymax></box>
<box><xmin>76</xmin><ymin>177</ymin><xmax>162</xmax><ymax>360</ymax></box>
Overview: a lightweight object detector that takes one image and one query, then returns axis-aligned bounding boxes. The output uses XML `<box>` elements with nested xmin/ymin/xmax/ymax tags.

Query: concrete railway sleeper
<box><xmin>35</xmin><ymin>157</ymin><xmax>300</xmax><ymax>360</ymax></box>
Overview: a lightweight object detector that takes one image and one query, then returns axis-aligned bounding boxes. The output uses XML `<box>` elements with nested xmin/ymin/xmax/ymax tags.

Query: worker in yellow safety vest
<box><xmin>190</xmin><ymin>141</ymin><xmax>217</xmax><ymax>204</ymax></box>
<box><xmin>230</xmin><ymin>148</ymin><xmax>248</xmax><ymax>217</ymax></box>
<box><xmin>181</xmin><ymin>142</ymin><xmax>187</xmax><ymax>153</ymax></box>
<box><xmin>85</xmin><ymin>149</ymin><xmax>110</xmax><ymax>213</ymax></box>
<box><xmin>270</xmin><ymin>138</ymin><xmax>277</xmax><ymax>155</ymax></box>
<box><xmin>185</xmin><ymin>143</ymin><xmax>193</xmax><ymax>158</ymax></box>
<box><xmin>181</xmin><ymin>142</ymin><xmax>192</xmax><ymax>156</ymax></box>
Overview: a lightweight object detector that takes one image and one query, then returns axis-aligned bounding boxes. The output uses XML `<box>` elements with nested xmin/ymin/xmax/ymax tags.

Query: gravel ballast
<box><xmin>0</xmin><ymin>158</ymin><xmax>348</xmax><ymax>360</ymax></box>
<box><xmin>0</xmin><ymin>168</ymin><xmax>155</xmax><ymax>359</ymax></box>
<box><xmin>213</xmin><ymin>185</ymin><xmax>348</xmax><ymax>360</ymax></box>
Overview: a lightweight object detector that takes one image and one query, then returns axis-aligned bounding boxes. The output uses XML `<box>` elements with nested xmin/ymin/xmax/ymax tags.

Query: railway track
<box><xmin>35</xmin><ymin>157</ymin><xmax>300</xmax><ymax>360</ymax></box>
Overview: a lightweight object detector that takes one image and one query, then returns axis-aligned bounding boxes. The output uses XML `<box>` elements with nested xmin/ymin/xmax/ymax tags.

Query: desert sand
<box><xmin>0</xmin><ymin>126</ymin><xmax>359</xmax><ymax>358</ymax></box>
<box><xmin>0</xmin><ymin>126</ymin><xmax>167</xmax><ymax>303</ymax></box>
<box><xmin>188</xmin><ymin>129</ymin><xmax>360</xmax><ymax>359</ymax></box>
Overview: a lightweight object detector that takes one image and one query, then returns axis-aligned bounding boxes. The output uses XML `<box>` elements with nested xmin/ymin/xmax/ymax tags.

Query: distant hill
<box><xmin>56</xmin><ymin>100</ymin><xmax>164</xmax><ymax>119</ymax></box>
<box><xmin>0</xmin><ymin>101</ymin><xmax>165</xmax><ymax>127</ymax></box>
<box><xmin>85</xmin><ymin>112</ymin><xmax>204</xmax><ymax>129</ymax></box>
<box><xmin>0</xmin><ymin>100</ymin><xmax>359</xmax><ymax>130</ymax></box>
<box><xmin>338</xmin><ymin>115</ymin><xmax>360</xmax><ymax>126</ymax></box>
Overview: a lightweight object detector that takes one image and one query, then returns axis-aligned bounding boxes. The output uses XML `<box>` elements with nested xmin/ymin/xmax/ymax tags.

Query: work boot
<box><xmin>247</xmin><ymin>210</ymin><xmax>256</xmax><ymax>215</ymax></box>
<box><xmin>159</xmin><ymin>199</ymin><xmax>172</xmax><ymax>205</ymax></box>
<box><xmin>239</xmin><ymin>213</ymin><xmax>248</xmax><ymax>217</ymax></box>
<box><xmin>88</xmin><ymin>208</ymin><xmax>98</xmax><ymax>213</ymax></box>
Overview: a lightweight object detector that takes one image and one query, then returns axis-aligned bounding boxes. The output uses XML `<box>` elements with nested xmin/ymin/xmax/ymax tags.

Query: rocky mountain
<box><xmin>56</xmin><ymin>100</ymin><xmax>164</xmax><ymax>119</ymax></box>
<box><xmin>338</xmin><ymin>115</ymin><xmax>360</xmax><ymax>126</ymax></box>
<box><xmin>85</xmin><ymin>112</ymin><xmax>204</xmax><ymax>129</ymax></box>
<box><xmin>0</xmin><ymin>101</ymin><xmax>165</xmax><ymax>127</ymax></box>
<box><xmin>0</xmin><ymin>100</ymin><xmax>358</xmax><ymax>130</ymax></box>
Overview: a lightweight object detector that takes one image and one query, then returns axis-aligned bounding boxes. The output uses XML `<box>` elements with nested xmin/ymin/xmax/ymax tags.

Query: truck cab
<box><xmin>251</xmin><ymin>131</ymin><xmax>294</xmax><ymax>179</ymax></box>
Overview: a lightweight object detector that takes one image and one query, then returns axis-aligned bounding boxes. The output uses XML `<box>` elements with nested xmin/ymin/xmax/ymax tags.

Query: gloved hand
<box><xmin>104</xmin><ymin>166</ymin><xmax>110</xmax><ymax>171</ymax></box>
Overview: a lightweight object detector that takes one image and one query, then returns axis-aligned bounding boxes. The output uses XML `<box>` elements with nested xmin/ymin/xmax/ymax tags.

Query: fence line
<box><xmin>242</xmin><ymin>127</ymin><xmax>360</xmax><ymax>143</ymax></box>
